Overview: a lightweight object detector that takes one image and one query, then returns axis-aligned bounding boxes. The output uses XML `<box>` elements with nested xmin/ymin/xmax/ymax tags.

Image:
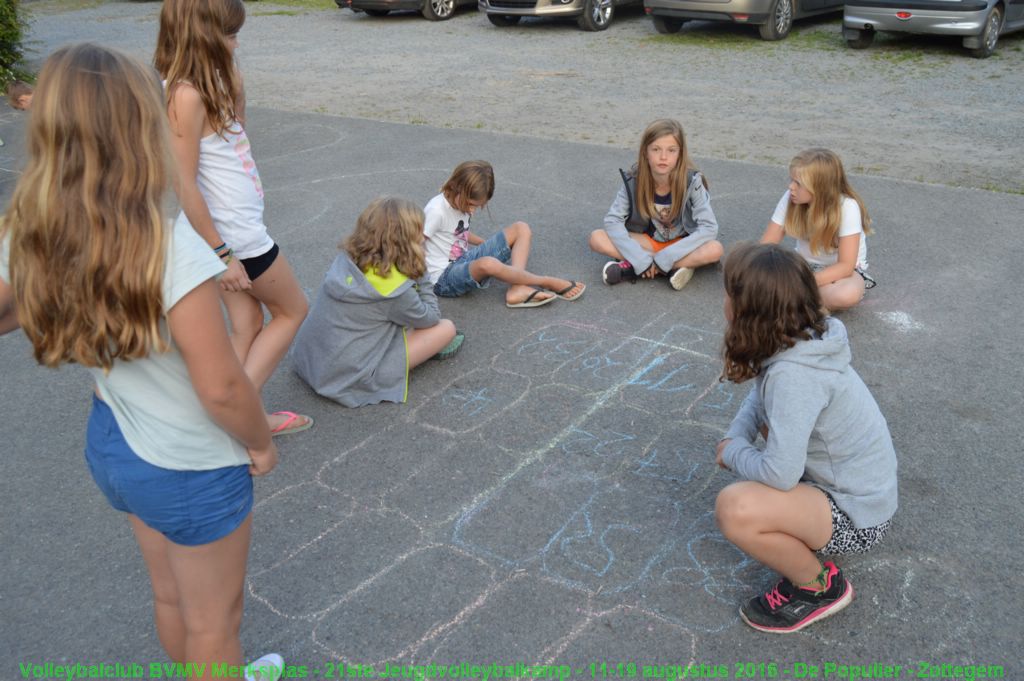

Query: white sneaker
<box><xmin>245</xmin><ymin>654</ymin><xmax>284</xmax><ymax>681</ymax></box>
<box><xmin>669</xmin><ymin>267</ymin><xmax>694</xmax><ymax>291</ymax></box>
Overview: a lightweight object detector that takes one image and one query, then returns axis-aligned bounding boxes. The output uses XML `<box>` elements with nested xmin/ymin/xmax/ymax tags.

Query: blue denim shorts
<box><xmin>84</xmin><ymin>395</ymin><xmax>253</xmax><ymax>546</ymax></box>
<box><xmin>434</xmin><ymin>231</ymin><xmax>511</xmax><ymax>298</ymax></box>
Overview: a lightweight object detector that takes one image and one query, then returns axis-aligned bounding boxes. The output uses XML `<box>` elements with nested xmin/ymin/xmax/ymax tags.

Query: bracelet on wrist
<box><xmin>213</xmin><ymin>242</ymin><xmax>228</xmax><ymax>254</ymax></box>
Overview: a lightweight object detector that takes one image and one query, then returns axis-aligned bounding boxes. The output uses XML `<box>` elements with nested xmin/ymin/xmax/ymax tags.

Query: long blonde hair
<box><xmin>634</xmin><ymin>119</ymin><xmax>707</xmax><ymax>223</ymax></box>
<box><xmin>1</xmin><ymin>44</ymin><xmax>172</xmax><ymax>370</ymax></box>
<box><xmin>783</xmin><ymin>148</ymin><xmax>872</xmax><ymax>256</ymax></box>
<box><xmin>155</xmin><ymin>0</ymin><xmax>245</xmax><ymax>135</ymax></box>
<box><xmin>345</xmin><ymin>197</ymin><xmax>427</xmax><ymax>280</ymax></box>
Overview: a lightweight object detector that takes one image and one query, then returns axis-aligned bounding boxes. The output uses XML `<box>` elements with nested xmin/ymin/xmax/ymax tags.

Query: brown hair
<box><xmin>6</xmin><ymin>80</ymin><xmax>33</xmax><ymax>109</ymax></box>
<box><xmin>783</xmin><ymin>148</ymin><xmax>872</xmax><ymax>256</ymax></box>
<box><xmin>633</xmin><ymin>119</ymin><xmax>707</xmax><ymax>223</ymax></box>
<box><xmin>1</xmin><ymin>44</ymin><xmax>172</xmax><ymax>370</ymax></box>
<box><xmin>442</xmin><ymin>160</ymin><xmax>495</xmax><ymax>213</ymax></box>
<box><xmin>154</xmin><ymin>0</ymin><xmax>245</xmax><ymax>135</ymax></box>
<box><xmin>721</xmin><ymin>242</ymin><xmax>827</xmax><ymax>383</ymax></box>
<box><xmin>344</xmin><ymin>197</ymin><xmax>427</xmax><ymax>280</ymax></box>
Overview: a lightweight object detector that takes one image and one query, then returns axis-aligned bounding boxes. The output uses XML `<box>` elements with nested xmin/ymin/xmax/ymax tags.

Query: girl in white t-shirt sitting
<box><xmin>761</xmin><ymin>148</ymin><xmax>876</xmax><ymax>311</ymax></box>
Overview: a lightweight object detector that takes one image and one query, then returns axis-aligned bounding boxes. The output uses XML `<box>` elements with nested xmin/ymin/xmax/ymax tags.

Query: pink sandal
<box><xmin>270</xmin><ymin>411</ymin><xmax>314</xmax><ymax>436</ymax></box>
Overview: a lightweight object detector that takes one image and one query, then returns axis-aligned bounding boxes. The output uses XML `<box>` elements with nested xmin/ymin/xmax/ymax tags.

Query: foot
<box><xmin>602</xmin><ymin>260</ymin><xmax>637</xmax><ymax>285</ymax></box>
<box><xmin>739</xmin><ymin>561</ymin><xmax>853</xmax><ymax>634</ymax></box>
<box><xmin>245</xmin><ymin>654</ymin><xmax>284</xmax><ymax>681</ymax></box>
<box><xmin>506</xmin><ymin>284</ymin><xmax>555</xmax><ymax>307</ymax></box>
<box><xmin>268</xmin><ymin>411</ymin><xmax>314</xmax><ymax>436</ymax></box>
<box><xmin>550</xmin><ymin>279</ymin><xmax>586</xmax><ymax>301</ymax></box>
<box><xmin>668</xmin><ymin>266</ymin><xmax>694</xmax><ymax>291</ymax></box>
<box><xmin>433</xmin><ymin>332</ymin><xmax>465</xmax><ymax>360</ymax></box>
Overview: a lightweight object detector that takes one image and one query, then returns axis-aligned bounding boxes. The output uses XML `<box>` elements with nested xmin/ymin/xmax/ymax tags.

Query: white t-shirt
<box><xmin>423</xmin><ymin>193</ymin><xmax>472</xmax><ymax>284</ymax></box>
<box><xmin>1</xmin><ymin>222</ymin><xmax>251</xmax><ymax>471</ymax></box>
<box><xmin>771</xmin><ymin>192</ymin><xmax>868</xmax><ymax>269</ymax></box>
<box><xmin>176</xmin><ymin>123</ymin><xmax>275</xmax><ymax>260</ymax></box>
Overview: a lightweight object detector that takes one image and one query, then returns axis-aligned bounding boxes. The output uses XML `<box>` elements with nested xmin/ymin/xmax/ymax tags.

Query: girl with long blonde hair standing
<box><xmin>0</xmin><ymin>44</ymin><xmax>283</xmax><ymax>679</ymax></box>
<box><xmin>156</xmin><ymin>0</ymin><xmax>311</xmax><ymax>435</ymax></box>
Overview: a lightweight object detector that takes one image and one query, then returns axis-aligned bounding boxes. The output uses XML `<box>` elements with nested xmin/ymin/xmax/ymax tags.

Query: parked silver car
<box><xmin>643</xmin><ymin>0</ymin><xmax>843</xmax><ymax>39</ymax></box>
<box><xmin>843</xmin><ymin>0</ymin><xmax>1024</xmax><ymax>58</ymax></box>
<box><xmin>337</xmin><ymin>0</ymin><xmax>476</xmax><ymax>20</ymax></box>
<box><xmin>479</xmin><ymin>0</ymin><xmax>641</xmax><ymax>31</ymax></box>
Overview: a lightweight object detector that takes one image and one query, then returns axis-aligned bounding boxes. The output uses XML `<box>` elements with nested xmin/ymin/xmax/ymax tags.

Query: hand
<box><xmin>248</xmin><ymin>441</ymin><xmax>278</xmax><ymax>477</ymax></box>
<box><xmin>220</xmin><ymin>257</ymin><xmax>253</xmax><ymax>292</ymax></box>
<box><xmin>715</xmin><ymin>439</ymin><xmax>732</xmax><ymax>470</ymax></box>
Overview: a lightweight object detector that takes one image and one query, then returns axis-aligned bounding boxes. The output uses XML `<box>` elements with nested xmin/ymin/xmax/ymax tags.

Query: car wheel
<box><xmin>757</xmin><ymin>0</ymin><xmax>793</xmax><ymax>40</ymax></box>
<box><xmin>363</xmin><ymin>8</ymin><xmax>390</xmax><ymax>15</ymax></box>
<box><xmin>422</xmin><ymin>0</ymin><xmax>456</xmax><ymax>20</ymax></box>
<box><xmin>487</xmin><ymin>13</ymin><xmax>521</xmax><ymax>25</ymax></box>
<box><xmin>845</xmin><ymin>27</ymin><xmax>874</xmax><ymax>48</ymax></box>
<box><xmin>577</xmin><ymin>0</ymin><xmax>614</xmax><ymax>31</ymax></box>
<box><xmin>652</xmin><ymin>15</ymin><xmax>685</xmax><ymax>33</ymax></box>
<box><xmin>968</xmin><ymin>5</ymin><xmax>1002</xmax><ymax>58</ymax></box>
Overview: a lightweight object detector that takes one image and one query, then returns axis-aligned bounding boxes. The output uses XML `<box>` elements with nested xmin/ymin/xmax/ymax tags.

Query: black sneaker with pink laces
<box><xmin>602</xmin><ymin>260</ymin><xmax>637</xmax><ymax>285</ymax></box>
<box><xmin>739</xmin><ymin>561</ymin><xmax>854</xmax><ymax>633</ymax></box>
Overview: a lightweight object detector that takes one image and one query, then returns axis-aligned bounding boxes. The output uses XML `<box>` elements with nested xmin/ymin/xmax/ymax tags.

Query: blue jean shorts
<box><xmin>434</xmin><ymin>231</ymin><xmax>512</xmax><ymax>298</ymax></box>
<box><xmin>84</xmin><ymin>395</ymin><xmax>253</xmax><ymax>546</ymax></box>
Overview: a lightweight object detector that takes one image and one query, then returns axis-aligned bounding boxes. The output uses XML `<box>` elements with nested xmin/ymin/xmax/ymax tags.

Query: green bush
<box><xmin>0</xmin><ymin>0</ymin><xmax>32</xmax><ymax>92</ymax></box>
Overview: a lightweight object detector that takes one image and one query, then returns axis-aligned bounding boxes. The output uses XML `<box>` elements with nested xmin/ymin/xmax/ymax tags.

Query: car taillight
<box><xmin>896</xmin><ymin>10</ymin><xmax>912</xmax><ymax>19</ymax></box>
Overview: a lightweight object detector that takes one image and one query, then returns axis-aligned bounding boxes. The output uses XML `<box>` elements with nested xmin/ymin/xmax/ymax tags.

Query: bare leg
<box><xmin>221</xmin><ymin>290</ymin><xmax>264</xmax><ymax>368</ymax></box>
<box><xmin>819</xmin><ymin>273</ymin><xmax>866</xmax><ymax>312</ymax></box>
<box><xmin>671</xmin><ymin>239</ymin><xmax>724</xmax><ymax>269</ymax></box>
<box><xmin>237</xmin><ymin>255</ymin><xmax>308</xmax><ymax>391</ymax></box>
<box><xmin>715</xmin><ymin>481</ymin><xmax>833</xmax><ymax>586</ymax></box>
<box><xmin>407</xmin><ymin>320</ymin><xmax>457</xmax><ymax>368</ymax></box>
<box><xmin>588</xmin><ymin>229</ymin><xmax>653</xmax><ymax>260</ymax></box>
<box><xmin>131</xmin><ymin>516</ymin><xmax>186</xmax><ymax>662</ymax></box>
<box><xmin>473</xmin><ymin>223</ymin><xmax>584</xmax><ymax>304</ymax></box>
<box><xmin>130</xmin><ymin>514</ymin><xmax>252</xmax><ymax>678</ymax></box>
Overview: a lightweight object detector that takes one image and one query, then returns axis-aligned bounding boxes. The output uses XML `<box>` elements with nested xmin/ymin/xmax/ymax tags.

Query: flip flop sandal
<box><xmin>433</xmin><ymin>331</ymin><xmax>465</xmax><ymax>360</ymax></box>
<box><xmin>506</xmin><ymin>287</ymin><xmax>556</xmax><ymax>308</ymax></box>
<box><xmin>270</xmin><ymin>410</ymin><xmax>314</xmax><ymax>436</ymax></box>
<box><xmin>552</xmin><ymin>280</ymin><xmax>586</xmax><ymax>301</ymax></box>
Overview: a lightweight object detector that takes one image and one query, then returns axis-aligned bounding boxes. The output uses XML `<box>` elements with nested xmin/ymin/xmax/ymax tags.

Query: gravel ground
<box><xmin>16</xmin><ymin>0</ymin><xmax>1024</xmax><ymax>193</ymax></box>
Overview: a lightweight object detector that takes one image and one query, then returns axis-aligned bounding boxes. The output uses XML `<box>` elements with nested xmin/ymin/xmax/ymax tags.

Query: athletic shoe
<box><xmin>245</xmin><ymin>654</ymin><xmax>284</xmax><ymax>681</ymax></box>
<box><xmin>739</xmin><ymin>561</ymin><xmax>853</xmax><ymax>634</ymax></box>
<box><xmin>602</xmin><ymin>260</ymin><xmax>637</xmax><ymax>285</ymax></box>
<box><xmin>433</xmin><ymin>332</ymin><xmax>465</xmax><ymax>360</ymax></box>
<box><xmin>668</xmin><ymin>266</ymin><xmax>694</xmax><ymax>291</ymax></box>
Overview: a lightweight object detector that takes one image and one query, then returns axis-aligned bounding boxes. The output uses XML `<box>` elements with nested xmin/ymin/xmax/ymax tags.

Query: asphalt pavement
<box><xmin>1</xmin><ymin>108</ymin><xmax>1021</xmax><ymax>678</ymax></box>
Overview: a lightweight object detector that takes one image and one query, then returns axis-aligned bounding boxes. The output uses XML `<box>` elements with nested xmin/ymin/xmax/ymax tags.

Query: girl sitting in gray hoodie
<box><xmin>292</xmin><ymin>197</ymin><xmax>461</xmax><ymax>407</ymax></box>
<box><xmin>715</xmin><ymin>242</ymin><xmax>897</xmax><ymax>634</ymax></box>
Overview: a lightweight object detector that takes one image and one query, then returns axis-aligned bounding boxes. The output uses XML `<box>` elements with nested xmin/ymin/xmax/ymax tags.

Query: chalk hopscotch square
<box><xmin>410</xmin><ymin>368</ymin><xmax>531</xmax><ymax>435</ymax></box>
<box><xmin>494</xmin><ymin>323</ymin><xmax>608</xmax><ymax>377</ymax></box>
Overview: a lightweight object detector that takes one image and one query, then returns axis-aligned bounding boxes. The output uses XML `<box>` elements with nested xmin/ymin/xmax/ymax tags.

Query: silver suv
<box><xmin>479</xmin><ymin>0</ymin><xmax>641</xmax><ymax>30</ymax></box>
<box><xmin>644</xmin><ymin>0</ymin><xmax>844</xmax><ymax>40</ymax></box>
<box><xmin>843</xmin><ymin>0</ymin><xmax>1024</xmax><ymax>58</ymax></box>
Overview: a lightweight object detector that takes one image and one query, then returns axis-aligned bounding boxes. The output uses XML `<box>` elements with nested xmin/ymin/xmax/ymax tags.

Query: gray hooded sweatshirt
<box><xmin>722</xmin><ymin>318</ymin><xmax>898</xmax><ymax>528</ymax></box>
<box><xmin>291</xmin><ymin>252</ymin><xmax>441</xmax><ymax>407</ymax></box>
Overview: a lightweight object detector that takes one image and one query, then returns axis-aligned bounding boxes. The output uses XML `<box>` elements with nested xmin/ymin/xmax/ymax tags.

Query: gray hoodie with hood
<box><xmin>721</xmin><ymin>317</ymin><xmax>898</xmax><ymax>528</ymax></box>
<box><xmin>291</xmin><ymin>252</ymin><xmax>441</xmax><ymax>407</ymax></box>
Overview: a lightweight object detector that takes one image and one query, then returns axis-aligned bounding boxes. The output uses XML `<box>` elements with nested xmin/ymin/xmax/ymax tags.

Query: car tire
<box><xmin>422</xmin><ymin>0</ymin><xmax>456</xmax><ymax>20</ymax></box>
<box><xmin>577</xmin><ymin>0</ymin><xmax>614</xmax><ymax>31</ymax></box>
<box><xmin>845</xmin><ymin>27</ymin><xmax>874</xmax><ymax>48</ymax></box>
<box><xmin>968</xmin><ymin>5</ymin><xmax>1002</xmax><ymax>58</ymax></box>
<box><xmin>487</xmin><ymin>13</ymin><xmax>521</xmax><ymax>25</ymax></box>
<box><xmin>363</xmin><ymin>8</ymin><xmax>390</xmax><ymax>15</ymax></box>
<box><xmin>652</xmin><ymin>15</ymin><xmax>685</xmax><ymax>33</ymax></box>
<box><xmin>757</xmin><ymin>0</ymin><xmax>793</xmax><ymax>40</ymax></box>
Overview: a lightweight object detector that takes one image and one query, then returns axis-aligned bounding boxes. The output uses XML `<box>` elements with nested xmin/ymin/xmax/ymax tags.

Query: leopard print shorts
<box><xmin>817</xmin><ymin>494</ymin><xmax>892</xmax><ymax>556</ymax></box>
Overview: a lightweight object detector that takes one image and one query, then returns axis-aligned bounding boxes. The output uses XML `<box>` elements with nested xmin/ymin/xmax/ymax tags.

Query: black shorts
<box><xmin>240</xmin><ymin>243</ymin><xmax>279</xmax><ymax>281</ymax></box>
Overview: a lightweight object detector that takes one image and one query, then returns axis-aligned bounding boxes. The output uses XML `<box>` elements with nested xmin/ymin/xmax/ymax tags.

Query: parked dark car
<box><xmin>479</xmin><ymin>0</ymin><xmax>642</xmax><ymax>31</ymax></box>
<box><xmin>337</xmin><ymin>0</ymin><xmax>476</xmax><ymax>20</ymax></box>
<box><xmin>644</xmin><ymin>0</ymin><xmax>844</xmax><ymax>39</ymax></box>
<box><xmin>843</xmin><ymin>0</ymin><xmax>1024</xmax><ymax>58</ymax></box>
